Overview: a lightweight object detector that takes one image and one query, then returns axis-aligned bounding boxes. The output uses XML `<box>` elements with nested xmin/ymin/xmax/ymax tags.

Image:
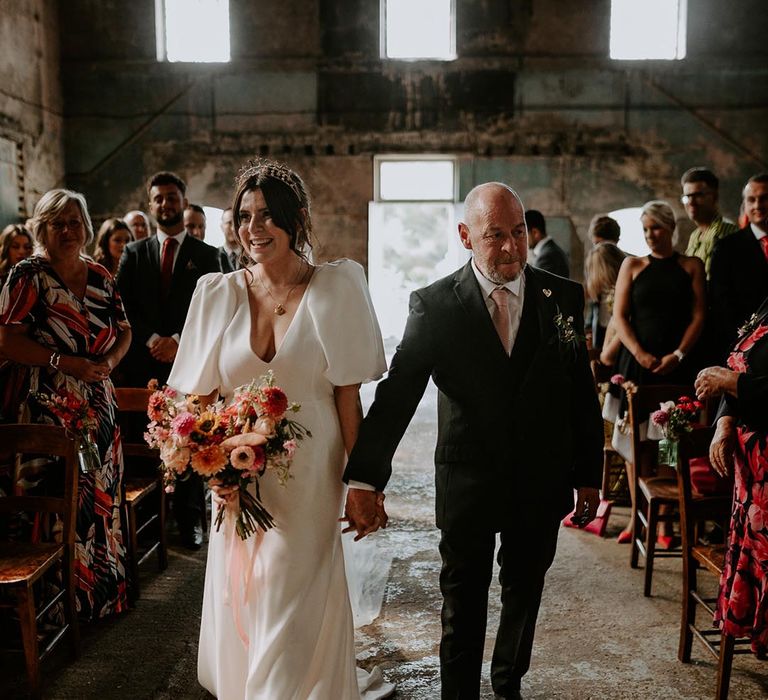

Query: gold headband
<box><xmin>236</xmin><ymin>159</ymin><xmax>304</xmax><ymax>202</ymax></box>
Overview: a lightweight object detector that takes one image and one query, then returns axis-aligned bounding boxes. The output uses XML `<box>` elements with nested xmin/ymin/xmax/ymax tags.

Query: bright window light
<box><xmin>378</xmin><ymin>160</ymin><xmax>455</xmax><ymax>201</ymax></box>
<box><xmin>609</xmin><ymin>207</ymin><xmax>650</xmax><ymax>256</ymax></box>
<box><xmin>157</xmin><ymin>0</ymin><xmax>230</xmax><ymax>63</ymax></box>
<box><xmin>384</xmin><ymin>0</ymin><xmax>455</xmax><ymax>60</ymax></box>
<box><xmin>610</xmin><ymin>0</ymin><xmax>686</xmax><ymax>60</ymax></box>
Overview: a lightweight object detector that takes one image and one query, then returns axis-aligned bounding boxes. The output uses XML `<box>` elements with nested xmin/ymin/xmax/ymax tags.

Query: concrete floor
<box><xmin>2</xmin><ymin>382</ymin><xmax>767</xmax><ymax>699</ymax></box>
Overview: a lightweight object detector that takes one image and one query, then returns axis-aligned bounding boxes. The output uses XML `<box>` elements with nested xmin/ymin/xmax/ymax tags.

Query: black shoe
<box><xmin>180</xmin><ymin>524</ymin><xmax>203</xmax><ymax>550</ymax></box>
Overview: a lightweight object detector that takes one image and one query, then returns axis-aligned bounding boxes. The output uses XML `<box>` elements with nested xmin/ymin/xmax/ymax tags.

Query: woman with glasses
<box><xmin>0</xmin><ymin>189</ymin><xmax>132</xmax><ymax>620</ymax></box>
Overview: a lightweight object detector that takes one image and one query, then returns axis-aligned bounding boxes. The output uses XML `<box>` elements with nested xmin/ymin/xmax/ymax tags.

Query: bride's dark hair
<box><xmin>232</xmin><ymin>159</ymin><xmax>314</xmax><ymax>264</ymax></box>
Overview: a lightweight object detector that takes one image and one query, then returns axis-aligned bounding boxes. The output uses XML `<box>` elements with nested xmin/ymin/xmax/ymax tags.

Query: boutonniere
<box><xmin>553</xmin><ymin>305</ymin><xmax>585</xmax><ymax>348</ymax></box>
<box><xmin>737</xmin><ymin>312</ymin><xmax>759</xmax><ymax>338</ymax></box>
<box><xmin>185</xmin><ymin>260</ymin><xmax>198</xmax><ymax>271</ymax></box>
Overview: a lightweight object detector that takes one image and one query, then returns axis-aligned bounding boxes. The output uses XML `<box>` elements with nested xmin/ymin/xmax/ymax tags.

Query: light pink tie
<box><xmin>490</xmin><ymin>287</ymin><xmax>511</xmax><ymax>355</ymax></box>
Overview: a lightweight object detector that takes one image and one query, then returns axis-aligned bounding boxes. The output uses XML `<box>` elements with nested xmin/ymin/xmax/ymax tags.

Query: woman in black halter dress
<box><xmin>611</xmin><ymin>200</ymin><xmax>707</xmax><ymax>542</ymax></box>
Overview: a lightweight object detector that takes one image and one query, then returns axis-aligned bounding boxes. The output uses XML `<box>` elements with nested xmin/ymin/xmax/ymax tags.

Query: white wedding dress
<box><xmin>168</xmin><ymin>260</ymin><xmax>394</xmax><ymax>700</ymax></box>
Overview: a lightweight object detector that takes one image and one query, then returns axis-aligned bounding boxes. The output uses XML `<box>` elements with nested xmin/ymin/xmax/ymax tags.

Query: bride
<box><xmin>167</xmin><ymin>159</ymin><xmax>394</xmax><ymax>699</ymax></box>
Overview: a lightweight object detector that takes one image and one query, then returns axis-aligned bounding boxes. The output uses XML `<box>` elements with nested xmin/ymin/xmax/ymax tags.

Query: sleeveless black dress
<box><xmin>612</xmin><ymin>253</ymin><xmax>698</xmax><ymax>394</ymax></box>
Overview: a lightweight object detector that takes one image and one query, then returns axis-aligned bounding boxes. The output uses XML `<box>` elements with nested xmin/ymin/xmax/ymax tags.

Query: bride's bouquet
<box><xmin>144</xmin><ymin>371</ymin><xmax>311</xmax><ymax>540</ymax></box>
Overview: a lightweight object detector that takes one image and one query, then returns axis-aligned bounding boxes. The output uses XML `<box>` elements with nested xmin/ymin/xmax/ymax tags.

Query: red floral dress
<box><xmin>0</xmin><ymin>256</ymin><xmax>129</xmax><ymax>620</ymax></box>
<box><xmin>715</xmin><ymin>303</ymin><xmax>768</xmax><ymax>653</ymax></box>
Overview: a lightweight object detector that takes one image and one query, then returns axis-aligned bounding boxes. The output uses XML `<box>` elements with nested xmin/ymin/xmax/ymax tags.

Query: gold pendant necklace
<box><xmin>256</xmin><ymin>261</ymin><xmax>307</xmax><ymax>315</ymax></box>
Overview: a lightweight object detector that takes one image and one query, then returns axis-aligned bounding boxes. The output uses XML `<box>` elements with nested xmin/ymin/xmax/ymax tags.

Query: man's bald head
<box><xmin>459</xmin><ymin>182</ymin><xmax>528</xmax><ymax>283</ymax></box>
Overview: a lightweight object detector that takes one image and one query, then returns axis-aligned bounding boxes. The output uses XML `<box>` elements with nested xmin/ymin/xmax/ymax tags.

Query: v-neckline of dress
<box><xmin>43</xmin><ymin>256</ymin><xmax>89</xmax><ymax>304</ymax></box>
<box><xmin>244</xmin><ymin>264</ymin><xmax>318</xmax><ymax>365</ymax></box>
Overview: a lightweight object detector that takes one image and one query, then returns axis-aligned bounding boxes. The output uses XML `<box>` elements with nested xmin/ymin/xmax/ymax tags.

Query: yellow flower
<box><xmin>190</xmin><ymin>445</ymin><xmax>228</xmax><ymax>477</ymax></box>
<box><xmin>194</xmin><ymin>411</ymin><xmax>220</xmax><ymax>436</ymax></box>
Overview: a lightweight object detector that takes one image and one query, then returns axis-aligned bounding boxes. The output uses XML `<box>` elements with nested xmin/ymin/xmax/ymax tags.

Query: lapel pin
<box><xmin>542</xmin><ymin>288</ymin><xmax>552</xmax><ymax>297</ymax></box>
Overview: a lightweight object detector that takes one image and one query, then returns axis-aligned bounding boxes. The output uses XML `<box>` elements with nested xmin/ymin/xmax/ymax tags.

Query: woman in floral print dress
<box><xmin>0</xmin><ymin>189</ymin><xmax>132</xmax><ymax>620</ymax></box>
<box><xmin>696</xmin><ymin>296</ymin><xmax>768</xmax><ymax>654</ymax></box>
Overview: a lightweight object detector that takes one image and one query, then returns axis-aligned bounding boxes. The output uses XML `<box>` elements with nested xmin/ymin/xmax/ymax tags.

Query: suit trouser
<box><xmin>438</xmin><ymin>515</ymin><xmax>561</xmax><ymax>700</ymax></box>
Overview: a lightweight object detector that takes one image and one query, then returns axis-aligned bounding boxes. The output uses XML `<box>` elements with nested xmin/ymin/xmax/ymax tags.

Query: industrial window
<box><xmin>375</xmin><ymin>157</ymin><xmax>457</xmax><ymax>201</ymax></box>
<box><xmin>610</xmin><ymin>0</ymin><xmax>687</xmax><ymax>60</ymax></box>
<box><xmin>382</xmin><ymin>0</ymin><xmax>456</xmax><ymax>61</ymax></box>
<box><xmin>155</xmin><ymin>0</ymin><xmax>230</xmax><ymax>62</ymax></box>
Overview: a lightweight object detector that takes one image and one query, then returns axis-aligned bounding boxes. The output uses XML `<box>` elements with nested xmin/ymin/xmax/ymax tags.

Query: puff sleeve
<box><xmin>308</xmin><ymin>259</ymin><xmax>387</xmax><ymax>386</ymax></box>
<box><xmin>167</xmin><ymin>273</ymin><xmax>237</xmax><ymax>396</ymax></box>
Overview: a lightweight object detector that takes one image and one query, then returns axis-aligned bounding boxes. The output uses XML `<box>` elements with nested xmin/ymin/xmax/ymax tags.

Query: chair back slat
<box><xmin>115</xmin><ymin>387</ymin><xmax>154</xmax><ymax>414</ymax></box>
<box><xmin>0</xmin><ymin>424</ymin><xmax>79</xmax><ymax>547</ymax></box>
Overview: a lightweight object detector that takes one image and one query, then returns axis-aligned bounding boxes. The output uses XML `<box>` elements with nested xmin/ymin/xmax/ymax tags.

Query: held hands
<box><xmin>210</xmin><ymin>478</ymin><xmax>239</xmax><ymax>506</ymax></box>
<box><xmin>150</xmin><ymin>336</ymin><xmax>179</xmax><ymax>363</ymax></box>
<box><xmin>341</xmin><ymin>488</ymin><xmax>388</xmax><ymax>541</ymax></box>
<box><xmin>651</xmin><ymin>353</ymin><xmax>680</xmax><ymax>376</ymax></box>
<box><xmin>695</xmin><ymin>367</ymin><xmax>739</xmax><ymax>401</ymax></box>
<box><xmin>709</xmin><ymin>417</ymin><xmax>736</xmax><ymax>478</ymax></box>
<box><xmin>635</xmin><ymin>349</ymin><xmax>660</xmax><ymax>371</ymax></box>
<box><xmin>59</xmin><ymin>355</ymin><xmax>112</xmax><ymax>383</ymax></box>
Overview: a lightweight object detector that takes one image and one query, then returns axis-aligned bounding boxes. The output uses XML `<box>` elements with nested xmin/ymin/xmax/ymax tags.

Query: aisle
<box><xmin>2</xmin><ymin>381</ymin><xmax>767</xmax><ymax>698</ymax></box>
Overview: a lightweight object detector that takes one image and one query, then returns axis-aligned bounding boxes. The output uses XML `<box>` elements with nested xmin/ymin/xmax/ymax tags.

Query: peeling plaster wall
<box><xmin>50</xmin><ymin>0</ymin><xmax>768</xmax><ymax>272</ymax></box>
<box><xmin>0</xmin><ymin>0</ymin><xmax>64</xmax><ymax>220</ymax></box>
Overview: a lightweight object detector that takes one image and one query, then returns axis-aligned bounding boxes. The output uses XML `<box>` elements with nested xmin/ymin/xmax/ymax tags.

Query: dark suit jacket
<box><xmin>708</xmin><ymin>227</ymin><xmax>768</xmax><ymax>353</ymax></box>
<box><xmin>116</xmin><ymin>234</ymin><xmax>223</xmax><ymax>386</ymax></box>
<box><xmin>343</xmin><ymin>263</ymin><xmax>603</xmax><ymax>532</ymax></box>
<box><xmin>533</xmin><ymin>238</ymin><xmax>569</xmax><ymax>278</ymax></box>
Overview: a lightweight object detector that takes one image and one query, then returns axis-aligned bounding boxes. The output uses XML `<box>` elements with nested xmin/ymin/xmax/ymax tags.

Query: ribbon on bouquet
<box><xmin>222</xmin><ymin>505</ymin><xmax>264</xmax><ymax>647</ymax></box>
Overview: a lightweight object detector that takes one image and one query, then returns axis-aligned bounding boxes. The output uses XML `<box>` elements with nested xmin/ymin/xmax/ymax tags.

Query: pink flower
<box><xmin>147</xmin><ymin>391</ymin><xmax>166</xmax><ymax>422</ymax></box>
<box><xmin>248</xmin><ymin>446</ymin><xmax>266</xmax><ymax>474</ymax></box>
<box><xmin>171</xmin><ymin>412</ymin><xmax>197</xmax><ymax>437</ymax></box>
<box><xmin>610</xmin><ymin>374</ymin><xmax>625</xmax><ymax>386</ymax></box>
<box><xmin>283</xmin><ymin>439</ymin><xmax>297</xmax><ymax>458</ymax></box>
<box><xmin>651</xmin><ymin>409</ymin><xmax>670</xmax><ymax>427</ymax></box>
<box><xmin>230</xmin><ymin>445</ymin><xmax>256</xmax><ymax>470</ymax></box>
<box><xmin>163</xmin><ymin>386</ymin><xmax>178</xmax><ymax>398</ymax></box>
<box><xmin>160</xmin><ymin>445</ymin><xmax>191</xmax><ymax>474</ymax></box>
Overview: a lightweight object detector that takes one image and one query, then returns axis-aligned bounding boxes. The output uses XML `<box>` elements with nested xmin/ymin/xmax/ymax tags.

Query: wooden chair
<box><xmin>676</xmin><ymin>428</ymin><xmax>747</xmax><ymax>699</ymax></box>
<box><xmin>115</xmin><ymin>388</ymin><xmax>167</xmax><ymax>604</ymax></box>
<box><xmin>626</xmin><ymin>383</ymin><xmax>695</xmax><ymax>596</ymax></box>
<box><xmin>589</xmin><ymin>355</ymin><xmax>629</xmax><ymax>506</ymax></box>
<box><xmin>0</xmin><ymin>424</ymin><xmax>80</xmax><ymax>699</ymax></box>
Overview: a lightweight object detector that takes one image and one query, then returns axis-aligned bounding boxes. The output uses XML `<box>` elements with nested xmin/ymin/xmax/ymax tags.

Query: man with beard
<box><xmin>344</xmin><ymin>182</ymin><xmax>603</xmax><ymax>699</ymax></box>
<box><xmin>117</xmin><ymin>171</ymin><xmax>223</xmax><ymax>549</ymax></box>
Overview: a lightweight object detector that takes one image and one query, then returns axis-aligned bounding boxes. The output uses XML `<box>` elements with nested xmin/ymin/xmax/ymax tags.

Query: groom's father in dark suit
<box><xmin>343</xmin><ymin>183</ymin><xmax>603</xmax><ymax>700</ymax></box>
<box><xmin>116</xmin><ymin>171</ymin><xmax>223</xmax><ymax>549</ymax></box>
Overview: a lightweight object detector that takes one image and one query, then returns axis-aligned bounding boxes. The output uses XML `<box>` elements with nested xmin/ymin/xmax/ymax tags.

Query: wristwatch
<box><xmin>672</xmin><ymin>349</ymin><xmax>685</xmax><ymax>362</ymax></box>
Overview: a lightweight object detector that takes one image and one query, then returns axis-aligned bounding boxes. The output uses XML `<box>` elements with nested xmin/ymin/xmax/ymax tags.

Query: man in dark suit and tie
<box><xmin>116</xmin><ymin>171</ymin><xmax>223</xmax><ymax>549</ymax></box>
<box><xmin>343</xmin><ymin>183</ymin><xmax>603</xmax><ymax>700</ymax></box>
<box><xmin>525</xmin><ymin>209</ymin><xmax>569</xmax><ymax>278</ymax></box>
<box><xmin>708</xmin><ymin>173</ymin><xmax>768</xmax><ymax>361</ymax></box>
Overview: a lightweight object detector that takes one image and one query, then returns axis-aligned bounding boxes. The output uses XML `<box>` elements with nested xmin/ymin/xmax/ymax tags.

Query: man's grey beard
<box><xmin>486</xmin><ymin>266</ymin><xmax>522</xmax><ymax>284</ymax></box>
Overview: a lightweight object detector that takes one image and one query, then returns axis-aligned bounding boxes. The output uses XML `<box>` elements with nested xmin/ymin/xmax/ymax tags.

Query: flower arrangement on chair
<box><xmin>650</xmin><ymin>396</ymin><xmax>703</xmax><ymax>469</ymax></box>
<box><xmin>145</xmin><ymin>371</ymin><xmax>311</xmax><ymax>540</ymax></box>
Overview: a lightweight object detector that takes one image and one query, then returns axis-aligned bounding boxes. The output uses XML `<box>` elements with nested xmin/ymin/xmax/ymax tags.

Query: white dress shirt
<box><xmin>530</xmin><ymin>235</ymin><xmax>551</xmax><ymax>260</ymax></box>
<box><xmin>750</xmin><ymin>222</ymin><xmax>767</xmax><ymax>242</ymax></box>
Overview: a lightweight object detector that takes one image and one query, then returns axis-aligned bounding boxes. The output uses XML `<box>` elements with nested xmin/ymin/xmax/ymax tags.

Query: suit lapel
<box><xmin>172</xmin><ymin>236</ymin><xmax>194</xmax><ymax>285</ymax></box>
<box><xmin>148</xmin><ymin>236</ymin><xmax>160</xmax><ymax>273</ymax></box>
<box><xmin>453</xmin><ymin>261</ymin><xmax>510</xmax><ymax>360</ymax></box>
<box><xmin>525</xmin><ymin>265</ymin><xmax>557</xmax><ymax>348</ymax></box>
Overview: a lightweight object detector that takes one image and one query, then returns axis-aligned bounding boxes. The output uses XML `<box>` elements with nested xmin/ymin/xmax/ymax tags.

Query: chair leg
<box><xmin>17</xmin><ymin>586</ymin><xmax>41</xmax><ymax>699</ymax></box>
<box><xmin>715</xmin><ymin>633</ymin><xmax>735</xmax><ymax>700</ymax></box>
<box><xmin>644</xmin><ymin>501</ymin><xmax>658</xmax><ymax>597</ymax></box>
<box><xmin>64</xmin><ymin>548</ymin><xmax>80</xmax><ymax>658</ymax></box>
<box><xmin>128</xmin><ymin>503</ymin><xmax>140</xmax><ymax>603</ymax></box>
<box><xmin>158</xmin><ymin>486</ymin><xmax>168</xmax><ymax>571</ymax></box>
<box><xmin>678</xmin><ymin>560</ymin><xmax>696</xmax><ymax>662</ymax></box>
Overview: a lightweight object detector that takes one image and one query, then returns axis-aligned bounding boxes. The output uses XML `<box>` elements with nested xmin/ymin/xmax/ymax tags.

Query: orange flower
<box><xmin>190</xmin><ymin>445</ymin><xmax>228</xmax><ymax>477</ymax></box>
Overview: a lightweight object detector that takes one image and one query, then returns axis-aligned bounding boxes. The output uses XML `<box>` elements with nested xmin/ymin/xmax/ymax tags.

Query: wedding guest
<box><xmin>183</xmin><ymin>203</ymin><xmax>206</xmax><ymax>240</ymax></box>
<box><xmin>116</xmin><ymin>171</ymin><xmax>223</xmax><ymax>550</ymax></box>
<box><xmin>219</xmin><ymin>206</ymin><xmax>242</xmax><ymax>271</ymax></box>
<box><xmin>695</xmin><ymin>294</ymin><xmax>768</xmax><ymax>656</ymax></box>
<box><xmin>0</xmin><ymin>189</ymin><xmax>131</xmax><ymax>619</ymax></box>
<box><xmin>167</xmin><ymin>158</ymin><xmax>393</xmax><ymax>698</ymax></box>
<box><xmin>0</xmin><ymin>224</ymin><xmax>34</xmax><ymax>287</ymax></box>
<box><xmin>526</xmin><ymin>209</ymin><xmax>569</xmax><ymax>278</ymax></box>
<box><xmin>93</xmin><ymin>218</ymin><xmax>133</xmax><ymax>276</ymax></box>
<box><xmin>124</xmin><ymin>209</ymin><xmax>151</xmax><ymax>240</ymax></box>
<box><xmin>584</xmin><ymin>241</ymin><xmax>625</xmax><ymax>352</ymax></box>
<box><xmin>609</xmin><ymin>200</ymin><xmax>706</xmax><ymax>544</ymax></box>
<box><xmin>589</xmin><ymin>214</ymin><xmax>621</xmax><ymax>246</ymax></box>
